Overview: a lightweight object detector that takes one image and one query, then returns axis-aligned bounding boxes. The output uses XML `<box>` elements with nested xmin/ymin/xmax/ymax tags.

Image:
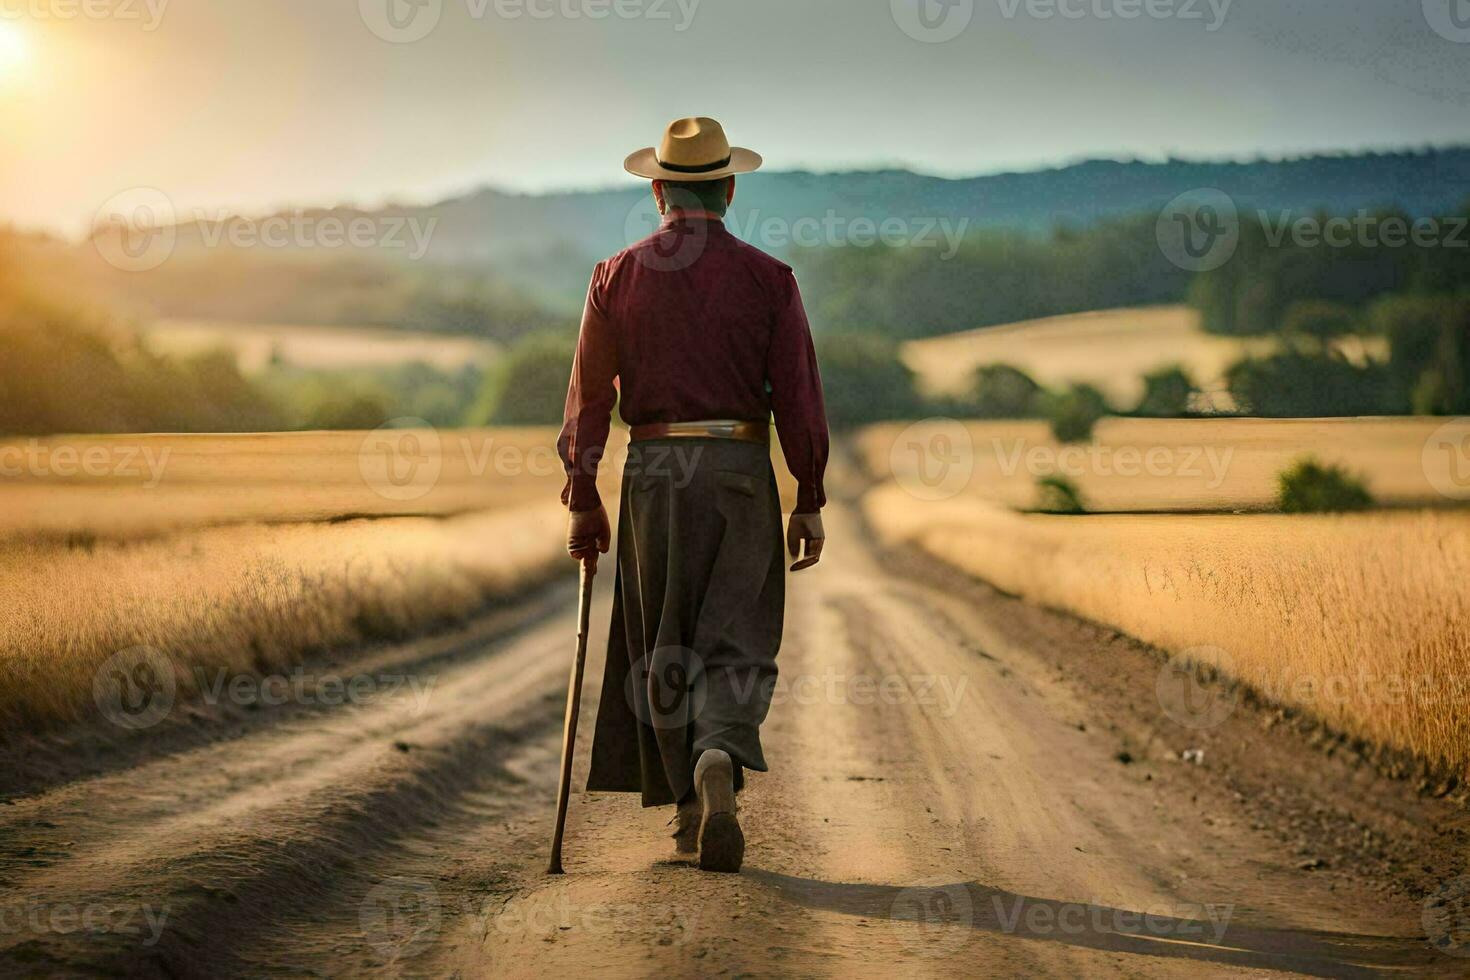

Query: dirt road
<box><xmin>0</xmin><ymin>502</ymin><xmax>1462</xmax><ymax>978</ymax></box>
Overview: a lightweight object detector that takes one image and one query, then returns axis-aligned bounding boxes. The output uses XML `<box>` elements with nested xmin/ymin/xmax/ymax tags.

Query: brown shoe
<box><xmin>694</xmin><ymin>749</ymin><xmax>744</xmax><ymax>873</ymax></box>
<box><xmin>671</xmin><ymin>796</ymin><xmax>700</xmax><ymax>861</ymax></box>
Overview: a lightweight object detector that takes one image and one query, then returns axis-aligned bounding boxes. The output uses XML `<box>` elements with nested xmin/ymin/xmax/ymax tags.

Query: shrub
<box><xmin>1281</xmin><ymin>300</ymin><xmax>1358</xmax><ymax>344</ymax></box>
<box><xmin>472</xmin><ymin>331</ymin><xmax>577</xmax><ymax>426</ymax></box>
<box><xmin>1225</xmin><ymin>350</ymin><xmax>1391</xmax><ymax>417</ymax></box>
<box><xmin>814</xmin><ymin>331</ymin><xmax>921</xmax><ymax>428</ymax></box>
<box><xmin>971</xmin><ymin>364</ymin><xmax>1043</xmax><ymax>418</ymax></box>
<box><xmin>1035</xmin><ymin>476</ymin><xmax>1086</xmax><ymax>515</ymax></box>
<box><xmin>1276</xmin><ymin>457</ymin><xmax>1373</xmax><ymax>513</ymax></box>
<box><xmin>1134</xmin><ymin>365</ymin><xmax>1197</xmax><ymax>418</ymax></box>
<box><xmin>1043</xmin><ymin>383</ymin><xmax>1110</xmax><ymax>443</ymax></box>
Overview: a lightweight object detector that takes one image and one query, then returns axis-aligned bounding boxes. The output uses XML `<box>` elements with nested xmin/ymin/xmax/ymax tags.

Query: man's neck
<box><xmin>662</xmin><ymin>208</ymin><xmax>725</xmax><ymax>223</ymax></box>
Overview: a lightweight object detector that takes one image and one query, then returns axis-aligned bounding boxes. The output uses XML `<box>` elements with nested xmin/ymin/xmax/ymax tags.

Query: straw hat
<box><xmin>624</xmin><ymin>117</ymin><xmax>763</xmax><ymax>181</ymax></box>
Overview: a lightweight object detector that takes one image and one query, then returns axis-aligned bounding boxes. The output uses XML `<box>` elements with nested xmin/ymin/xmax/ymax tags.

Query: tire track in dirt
<box><xmin>0</xmin><ymin>587</ymin><xmax>582</xmax><ymax>977</ymax></box>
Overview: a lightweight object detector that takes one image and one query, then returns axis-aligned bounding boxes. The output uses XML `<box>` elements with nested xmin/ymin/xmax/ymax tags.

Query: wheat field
<box><xmin>864</xmin><ymin>483</ymin><xmax>1470</xmax><ymax>775</ymax></box>
<box><xmin>858</xmin><ymin>416</ymin><xmax>1453</xmax><ymax>513</ymax></box>
<box><xmin>901</xmin><ymin>305</ymin><xmax>1386</xmax><ymax>407</ymax></box>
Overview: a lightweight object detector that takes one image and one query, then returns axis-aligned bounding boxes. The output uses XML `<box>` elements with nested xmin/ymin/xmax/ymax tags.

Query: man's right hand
<box><xmin>568</xmin><ymin>506</ymin><xmax>611</xmax><ymax>566</ymax></box>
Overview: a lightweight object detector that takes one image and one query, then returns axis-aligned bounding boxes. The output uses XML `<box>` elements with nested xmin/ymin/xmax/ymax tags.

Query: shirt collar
<box><xmin>660</xmin><ymin>209</ymin><xmax>726</xmax><ymax>229</ymax></box>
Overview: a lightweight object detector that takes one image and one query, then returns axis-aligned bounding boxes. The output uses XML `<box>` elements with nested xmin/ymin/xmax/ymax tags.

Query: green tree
<box><xmin>814</xmin><ymin>331</ymin><xmax>921</xmax><ymax>428</ymax></box>
<box><xmin>1043</xmin><ymin>384</ymin><xmax>1110</xmax><ymax>443</ymax></box>
<box><xmin>1225</xmin><ymin>351</ymin><xmax>1391</xmax><ymax>417</ymax></box>
<box><xmin>971</xmin><ymin>364</ymin><xmax>1043</xmax><ymax>418</ymax></box>
<box><xmin>1134</xmin><ymin>365</ymin><xmax>1197</xmax><ymax>418</ymax></box>
<box><xmin>1276</xmin><ymin>457</ymin><xmax>1373</xmax><ymax>513</ymax></box>
<box><xmin>1281</xmin><ymin>300</ymin><xmax>1358</xmax><ymax>345</ymax></box>
<box><xmin>472</xmin><ymin>331</ymin><xmax>577</xmax><ymax>426</ymax></box>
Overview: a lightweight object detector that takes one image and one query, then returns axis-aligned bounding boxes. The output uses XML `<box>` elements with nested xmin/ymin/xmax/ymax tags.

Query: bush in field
<box><xmin>1276</xmin><ymin>457</ymin><xmax>1373</xmax><ymax>513</ymax></box>
<box><xmin>1225</xmin><ymin>350</ymin><xmax>1391</xmax><ymax>417</ymax></box>
<box><xmin>1281</xmin><ymin>300</ymin><xmax>1359</xmax><ymax>344</ymax></box>
<box><xmin>1035</xmin><ymin>475</ymin><xmax>1086</xmax><ymax>515</ymax></box>
<box><xmin>1042</xmin><ymin>384</ymin><xmax>1110</xmax><ymax>443</ymax></box>
<box><xmin>1134</xmin><ymin>365</ymin><xmax>1197</xmax><ymax>418</ymax></box>
<box><xmin>971</xmin><ymin>364</ymin><xmax>1043</xmax><ymax>418</ymax></box>
<box><xmin>473</xmin><ymin>331</ymin><xmax>577</xmax><ymax>426</ymax></box>
<box><xmin>815</xmin><ymin>331</ymin><xmax>921</xmax><ymax>428</ymax></box>
<box><xmin>1371</xmin><ymin>291</ymin><xmax>1470</xmax><ymax>416</ymax></box>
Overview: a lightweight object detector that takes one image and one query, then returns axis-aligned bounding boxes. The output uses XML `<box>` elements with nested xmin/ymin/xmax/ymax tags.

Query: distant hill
<box><xmin>62</xmin><ymin>145</ymin><xmax>1470</xmax><ymax>332</ymax></box>
<box><xmin>392</xmin><ymin>146</ymin><xmax>1470</xmax><ymax>267</ymax></box>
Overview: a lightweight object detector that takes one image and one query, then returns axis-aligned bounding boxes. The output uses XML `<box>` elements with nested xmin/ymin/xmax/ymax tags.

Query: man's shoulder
<box><xmin>600</xmin><ymin>225</ymin><xmax>794</xmax><ymax>278</ymax></box>
<box><xmin>725</xmin><ymin>234</ymin><xmax>794</xmax><ymax>277</ymax></box>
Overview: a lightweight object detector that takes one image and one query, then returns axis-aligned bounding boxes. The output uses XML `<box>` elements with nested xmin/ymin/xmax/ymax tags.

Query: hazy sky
<box><xmin>2</xmin><ymin>0</ymin><xmax>1468</xmax><ymax>234</ymax></box>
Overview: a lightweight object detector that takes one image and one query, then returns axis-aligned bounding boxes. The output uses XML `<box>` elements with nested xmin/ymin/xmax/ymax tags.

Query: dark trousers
<box><xmin>585</xmin><ymin>438</ymin><xmax>786</xmax><ymax>807</ymax></box>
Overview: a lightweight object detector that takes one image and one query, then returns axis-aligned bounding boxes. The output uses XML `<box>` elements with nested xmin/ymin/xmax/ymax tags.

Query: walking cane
<box><xmin>547</xmin><ymin>555</ymin><xmax>597</xmax><ymax>875</ymax></box>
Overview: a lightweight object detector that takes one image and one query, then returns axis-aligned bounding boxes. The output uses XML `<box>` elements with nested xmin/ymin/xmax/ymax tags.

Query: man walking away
<box><xmin>557</xmin><ymin>117</ymin><xmax>830</xmax><ymax>873</ymax></box>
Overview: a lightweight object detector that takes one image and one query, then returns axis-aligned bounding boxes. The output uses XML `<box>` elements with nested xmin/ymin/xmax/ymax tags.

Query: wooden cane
<box><xmin>547</xmin><ymin>555</ymin><xmax>597</xmax><ymax>875</ymax></box>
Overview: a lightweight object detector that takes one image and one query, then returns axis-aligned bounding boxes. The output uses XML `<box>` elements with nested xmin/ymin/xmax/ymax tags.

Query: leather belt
<box><xmin>629</xmin><ymin>420</ymin><xmax>770</xmax><ymax>445</ymax></box>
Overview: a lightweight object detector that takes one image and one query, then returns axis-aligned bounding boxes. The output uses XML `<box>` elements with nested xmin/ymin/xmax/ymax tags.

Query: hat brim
<box><xmin>624</xmin><ymin>146</ymin><xmax>763</xmax><ymax>181</ymax></box>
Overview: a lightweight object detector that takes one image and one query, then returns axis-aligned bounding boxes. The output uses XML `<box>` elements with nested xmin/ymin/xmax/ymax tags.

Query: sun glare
<box><xmin>0</xmin><ymin>21</ymin><xmax>30</xmax><ymax>76</ymax></box>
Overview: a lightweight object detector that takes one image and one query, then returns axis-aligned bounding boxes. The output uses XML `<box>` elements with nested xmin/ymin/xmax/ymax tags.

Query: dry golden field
<box><xmin>901</xmin><ymin>305</ymin><xmax>1386</xmax><ymax>407</ymax></box>
<box><xmin>144</xmin><ymin>319</ymin><xmax>499</xmax><ymax>374</ymax></box>
<box><xmin>858</xmin><ymin>416</ymin><xmax>1454</xmax><ymax>513</ymax></box>
<box><xmin>863</xmin><ymin>482</ymin><xmax>1470</xmax><ymax>775</ymax></box>
<box><xmin>0</xmin><ymin>504</ymin><xmax>567</xmax><ymax>732</ymax></box>
<box><xmin>0</xmin><ymin>427</ymin><xmax>617</xmax><ymax>541</ymax></box>
<box><xmin>0</xmin><ymin>426</ymin><xmax>800</xmax><ymax>735</ymax></box>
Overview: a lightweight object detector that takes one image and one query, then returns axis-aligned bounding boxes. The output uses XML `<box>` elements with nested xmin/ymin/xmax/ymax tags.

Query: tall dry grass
<box><xmin>858</xmin><ymin>417</ymin><xmax>1453</xmax><ymax>513</ymax></box>
<box><xmin>865</xmin><ymin>483</ymin><xmax>1470</xmax><ymax>775</ymax></box>
<box><xmin>0</xmin><ymin>504</ymin><xmax>567</xmax><ymax>733</ymax></box>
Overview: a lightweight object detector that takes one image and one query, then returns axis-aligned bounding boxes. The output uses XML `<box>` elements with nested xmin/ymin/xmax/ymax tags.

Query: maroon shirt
<box><xmin>558</xmin><ymin>211</ymin><xmax>829</xmax><ymax>514</ymax></box>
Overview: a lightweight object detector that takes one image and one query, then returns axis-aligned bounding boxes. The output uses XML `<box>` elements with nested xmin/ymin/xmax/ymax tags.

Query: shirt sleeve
<box><xmin>767</xmin><ymin>271</ymin><xmax>830</xmax><ymax>514</ymax></box>
<box><xmin>557</xmin><ymin>263</ymin><xmax>618</xmax><ymax>512</ymax></box>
